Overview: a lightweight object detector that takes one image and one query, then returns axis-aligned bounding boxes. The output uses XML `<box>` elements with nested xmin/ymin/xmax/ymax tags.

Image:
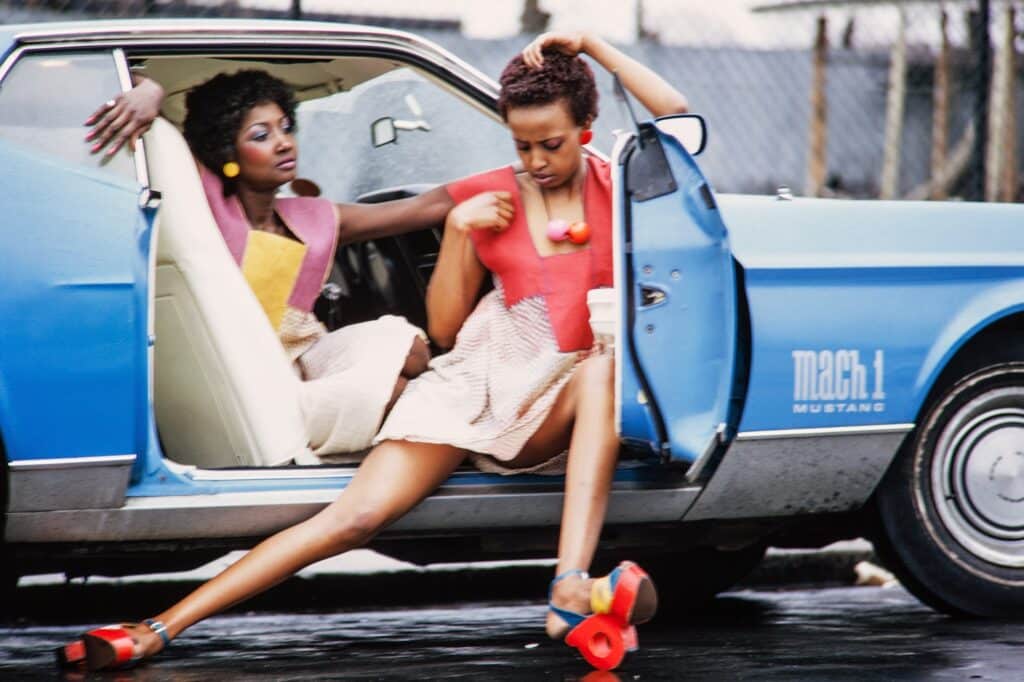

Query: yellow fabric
<box><xmin>590</xmin><ymin>576</ymin><xmax>614</xmax><ymax>615</ymax></box>
<box><xmin>240</xmin><ymin>231</ymin><xmax>307</xmax><ymax>330</ymax></box>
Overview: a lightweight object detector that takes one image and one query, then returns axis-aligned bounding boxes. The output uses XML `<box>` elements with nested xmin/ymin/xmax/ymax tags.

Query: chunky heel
<box><xmin>564</xmin><ymin>614</ymin><xmax>632</xmax><ymax>671</ymax></box>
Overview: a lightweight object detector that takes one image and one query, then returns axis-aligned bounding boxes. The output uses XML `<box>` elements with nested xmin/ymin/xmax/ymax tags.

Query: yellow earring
<box><xmin>222</xmin><ymin>161</ymin><xmax>240</xmax><ymax>178</ymax></box>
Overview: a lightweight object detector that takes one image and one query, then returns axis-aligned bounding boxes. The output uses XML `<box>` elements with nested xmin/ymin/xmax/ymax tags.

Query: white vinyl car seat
<box><xmin>143</xmin><ymin>117</ymin><xmax>314</xmax><ymax>467</ymax></box>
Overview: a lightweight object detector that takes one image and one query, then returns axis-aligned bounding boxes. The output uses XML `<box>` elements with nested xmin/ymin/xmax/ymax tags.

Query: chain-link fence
<box><xmin>2</xmin><ymin>0</ymin><xmax>1021</xmax><ymax>200</ymax></box>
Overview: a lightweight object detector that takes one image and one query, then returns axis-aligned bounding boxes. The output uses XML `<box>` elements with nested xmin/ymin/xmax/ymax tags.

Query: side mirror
<box><xmin>371</xmin><ymin>117</ymin><xmax>397</xmax><ymax>147</ymax></box>
<box><xmin>654</xmin><ymin>114</ymin><xmax>707</xmax><ymax>156</ymax></box>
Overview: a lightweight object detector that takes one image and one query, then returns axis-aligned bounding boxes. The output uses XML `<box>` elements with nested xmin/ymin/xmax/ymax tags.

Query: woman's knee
<box><xmin>319</xmin><ymin>506</ymin><xmax>389</xmax><ymax>553</ymax></box>
<box><xmin>574</xmin><ymin>354</ymin><xmax>614</xmax><ymax>390</ymax></box>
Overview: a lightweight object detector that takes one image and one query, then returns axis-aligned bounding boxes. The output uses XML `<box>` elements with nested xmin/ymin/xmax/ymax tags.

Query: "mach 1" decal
<box><xmin>791</xmin><ymin>349</ymin><xmax>886</xmax><ymax>414</ymax></box>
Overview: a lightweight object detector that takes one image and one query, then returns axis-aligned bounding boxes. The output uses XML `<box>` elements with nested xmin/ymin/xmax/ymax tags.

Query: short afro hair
<box><xmin>183</xmin><ymin>69</ymin><xmax>297</xmax><ymax>189</ymax></box>
<box><xmin>497</xmin><ymin>50</ymin><xmax>598</xmax><ymax>126</ymax></box>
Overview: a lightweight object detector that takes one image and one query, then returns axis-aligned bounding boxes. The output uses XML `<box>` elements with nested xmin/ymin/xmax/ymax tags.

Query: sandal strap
<box><xmin>548</xmin><ymin>569</ymin><xmax>590</xmax><ymax>630</ymax></box>
<box><xmin>143</xmin><ymin>619</ymin><xmax>170</xmax><ymax>647</ymax></box>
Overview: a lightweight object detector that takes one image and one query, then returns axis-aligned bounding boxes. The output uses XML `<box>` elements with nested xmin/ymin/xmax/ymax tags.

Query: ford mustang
<box><xmin>1</xmin><ymin>19</ymin><xmax>1022</xmax><ymax>619</ymax></box>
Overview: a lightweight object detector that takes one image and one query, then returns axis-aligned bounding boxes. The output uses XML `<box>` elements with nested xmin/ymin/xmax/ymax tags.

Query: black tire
<box><xmin>874</xmin><ymin>362</ymin><xmax>1024</xmax><ymax>618</ymax></box>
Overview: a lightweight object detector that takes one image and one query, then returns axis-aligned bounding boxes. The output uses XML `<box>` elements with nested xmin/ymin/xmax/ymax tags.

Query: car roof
<box><xmin>2</xmin><ymin>18</ymin><xmax>427</xmax><ymax>53</ymax></box>
<box><xmin>0</xmin><ymin>18</ymin><xmax>498</xmax><ymax>111</ymax></box>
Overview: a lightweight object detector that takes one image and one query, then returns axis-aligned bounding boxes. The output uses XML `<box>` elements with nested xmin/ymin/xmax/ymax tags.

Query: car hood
<box><xmin>717</xmin><ymin>193</ymin><xmax>1024</xmax><ymax>270</ymax></box>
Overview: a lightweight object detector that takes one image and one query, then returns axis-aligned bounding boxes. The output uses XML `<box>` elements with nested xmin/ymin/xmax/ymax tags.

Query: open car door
<box><xmin>612</xmin><ymin>115</ymin><xmax>742</xmax><ymax>469</ymax></box>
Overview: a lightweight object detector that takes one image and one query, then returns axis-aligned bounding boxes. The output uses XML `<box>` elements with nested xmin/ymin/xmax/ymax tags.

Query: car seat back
<box><xmin>143</xmin><ymin>117</ymin><xmax>313</xmax><ymax>467</ymax></box>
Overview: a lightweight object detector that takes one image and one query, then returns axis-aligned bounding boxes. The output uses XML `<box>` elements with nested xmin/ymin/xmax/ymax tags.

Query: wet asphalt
<box><xmin>2</xmin><ymin>582</ymin><xmax>1023</xmax><ymax>681</ymax></box>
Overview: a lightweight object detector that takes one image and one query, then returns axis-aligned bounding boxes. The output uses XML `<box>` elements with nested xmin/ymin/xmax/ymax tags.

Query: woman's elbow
<box><xmin>666</xmin><ymin>94</ymin><xmax>689</xmax><ymax>115</ymax></box>
<box><xmin>427</xmin><ymin>321</ymin><xmax>455</xmax><ymax>350</ymax></box>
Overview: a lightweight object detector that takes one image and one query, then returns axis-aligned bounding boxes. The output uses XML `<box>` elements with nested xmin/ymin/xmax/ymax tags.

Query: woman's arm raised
<box><xmin>425</xmin><ymin>191</ymin><xmax>512</xmax><ymax>348</ymax></box>
<box><xmin>521</xmin><ymin>32</ymin><xmax>688</xmax><ymax>118</ymax></box>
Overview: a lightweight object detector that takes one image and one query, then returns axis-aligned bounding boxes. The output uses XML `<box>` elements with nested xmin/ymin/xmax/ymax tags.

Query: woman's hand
<box><xmin>448</xmin><ymin>191</ymin><xmax>515</xmax><ymax>233</ymax></box>
<box><xmin>521</xmin><ymin>31</ymin><xmax>589</xmax><ymax>69</ymax></box>
<box><xmin>84</xmin><ymin>76</ymin><xmax>165</xmax><ymax>156</ymax></box>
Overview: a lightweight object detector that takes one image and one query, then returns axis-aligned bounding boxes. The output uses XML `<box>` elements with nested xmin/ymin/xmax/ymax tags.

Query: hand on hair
<box><xmin>521</xmin><ymin>31</ymin><xmax>588</xmax><ymax>69</ymax></box>
<box><xmin>448</xmin><ymin>191</ymin><xmax>515</xmax><ymax>233</ymax></box>
<box><xmin>85</xmin><ymin>76</ymin><xmax>165</xmax><ymax>156</ymax></box>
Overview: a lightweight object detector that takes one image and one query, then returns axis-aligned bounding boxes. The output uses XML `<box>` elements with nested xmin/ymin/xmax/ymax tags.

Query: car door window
<box><xmin>295</xmin><ymin>65</ymin><xmax>511</xmax><ymax>201</ymax></box>
<box><xmin>0</xmin><ymin>51</ymin><xmax>134</xmax><ymax>180</ymax></box>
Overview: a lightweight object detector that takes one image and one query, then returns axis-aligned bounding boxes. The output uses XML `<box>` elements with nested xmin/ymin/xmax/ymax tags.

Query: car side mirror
<box><xmin>371</xmin><ymin>117</ymin><xmax>397</xmax><ymax>147</ymax></box>
<box><xmin>654</xmin><ymin>114</ymin><xmax>707</xmax><ymax>156</ymax></box>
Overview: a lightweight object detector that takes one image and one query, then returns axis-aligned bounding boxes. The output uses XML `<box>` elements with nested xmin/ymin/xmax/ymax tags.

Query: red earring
<box><xmin>579</xmin><ymin>129</ymin><xmax>593</xmax><ymax>145</ymax></box>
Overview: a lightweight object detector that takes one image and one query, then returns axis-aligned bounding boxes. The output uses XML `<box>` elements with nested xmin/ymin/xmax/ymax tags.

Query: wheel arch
<box><xmin>867</xmin><ymin>307</ymin><xmax>1024</xmax><ymax>505</ymax></box>
<box><xmin>913</xmin><ymin>300</ymin><xmax>1024</xmax><ymax>424</ymax></box>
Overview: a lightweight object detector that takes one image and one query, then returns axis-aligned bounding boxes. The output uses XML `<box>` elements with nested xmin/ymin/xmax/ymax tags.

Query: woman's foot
<box><xmin>546</xmin><ymin>562</ymin><xmax>659</xmax><ymax>639</ymax></box>
<box><xmin>546</xmin><ymin>571</ymin><xmax>594</xmax><ymax>639</ymax></box>
<box><xmin>123</xmin><ymin>620</ymin><xmax>168</xmax><ymax>660</ymax></box>
<box><xmin>57</xmin><ymin>619</ymin><xmax>169</xmax><ymax>670</ymax></box>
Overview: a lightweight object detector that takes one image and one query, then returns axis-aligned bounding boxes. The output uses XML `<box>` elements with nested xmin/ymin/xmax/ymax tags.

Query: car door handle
<box><xmin>638</xmin><ymin>282</ymin><xmax>669</xmax><ymax>310</ymax></box>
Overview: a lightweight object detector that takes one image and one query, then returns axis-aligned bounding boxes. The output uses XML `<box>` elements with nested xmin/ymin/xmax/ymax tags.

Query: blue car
<box><xmin>1</xmin><ymin>19</ymin><xmax>1022</xmax><ymax>619</ymax></box>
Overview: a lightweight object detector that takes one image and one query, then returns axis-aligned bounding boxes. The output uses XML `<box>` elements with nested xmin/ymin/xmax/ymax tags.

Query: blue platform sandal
<box><xmin>549</xmin><ymin>562</ymin><xmax>657</xmax><ymax>670</ymax></box>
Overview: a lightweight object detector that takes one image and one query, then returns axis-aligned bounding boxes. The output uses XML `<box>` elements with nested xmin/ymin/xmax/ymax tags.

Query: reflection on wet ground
<box><xmin>2</xmin><ymin>586</ymin><xmax>1023</xmax><ymax>680</ymax></box>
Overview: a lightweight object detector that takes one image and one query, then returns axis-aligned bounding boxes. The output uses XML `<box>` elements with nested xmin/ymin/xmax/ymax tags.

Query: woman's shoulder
<box><xmin>445</xmin><ymin>164</ymin><xmax>518</xmax><ymax>204</ymax></box>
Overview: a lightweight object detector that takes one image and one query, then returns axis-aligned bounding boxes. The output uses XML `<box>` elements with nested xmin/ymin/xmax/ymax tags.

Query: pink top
<box><xmin>445</xmin><ymin>156</ymin><xmax>614</xmax><ymax>353</ymax></box>
<box><xmin>199</xmin><ymin>165</ymin><xmax>338</xmax><ymax>313</ymax></box>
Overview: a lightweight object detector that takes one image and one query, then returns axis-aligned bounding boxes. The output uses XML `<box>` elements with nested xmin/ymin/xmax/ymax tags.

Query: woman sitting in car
<box><xmin>89</xmin><ymin>69</ymin><xmax>454</xmax><ymax>458</ymax></box>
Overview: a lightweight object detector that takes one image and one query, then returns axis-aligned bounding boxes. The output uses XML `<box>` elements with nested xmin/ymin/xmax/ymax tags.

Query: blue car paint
<box><xmin>720</xmin><ymin>194</ymin><xmax>1024</xmax><ymax>432</ymax></box>
<box><xmin>0</xmin><ymin>140</ymin><xmax>145</xmax><ymax>464</ymax></box>
<box><xmin>3</xmin><ymin>24</ymin><xmax>1024</xmax><ymax>504</ymax></box>
<box><xmin>616</xmin><ymin>129</ymin><xmax>739</xmax><ymax>464</ymax></box>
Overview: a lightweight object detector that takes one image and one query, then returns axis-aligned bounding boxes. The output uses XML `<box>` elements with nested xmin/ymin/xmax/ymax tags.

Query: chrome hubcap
<box><xmin>932</xmin><ymin>393</ymin><xmax>1024</xmax><ymax>568</ymax></box>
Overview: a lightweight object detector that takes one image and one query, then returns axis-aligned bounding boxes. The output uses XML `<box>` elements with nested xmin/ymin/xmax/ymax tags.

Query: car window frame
<box><xmin>0</xmin><ymin>44</ymin><xmax>148</xmax><ymax>189</ymax></box>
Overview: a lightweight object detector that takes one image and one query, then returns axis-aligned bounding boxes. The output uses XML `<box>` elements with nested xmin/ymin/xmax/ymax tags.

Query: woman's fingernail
<box><xmin>91</xmin><ymin>143</ymin><xmax>101</xmax><ymax>153</ymax></box>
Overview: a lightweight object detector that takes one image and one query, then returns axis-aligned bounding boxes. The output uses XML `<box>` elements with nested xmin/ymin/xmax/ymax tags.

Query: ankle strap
<box><xmin>550</xmin><ymin>568</ymin><xmax>589</xmax><ymax>589</ymax></box>
<box><xmin>548</xmin><ymin>569</ymin><xmax>590</xmax><ymax>630</ymax></box>
<box><xmin>144</xmin><ymin>619</ymin><xmax>170</xmax><ymax>647</ymax></box>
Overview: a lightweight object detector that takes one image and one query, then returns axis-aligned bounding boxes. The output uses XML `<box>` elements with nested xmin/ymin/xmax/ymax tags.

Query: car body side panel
<box><xmin>719</xmin><ymin>194</ymin><xmax>1024</xmax><ymax>432</ymax></box>
<box><xmin>0</xmin><ymin>140</ymin><xmax>144</xmax><ymax>463</ymax></box>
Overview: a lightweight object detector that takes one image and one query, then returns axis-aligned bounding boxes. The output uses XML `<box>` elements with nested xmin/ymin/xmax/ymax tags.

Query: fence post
<box><xmin>880</xmin><ymin>6</ymin><xmax>907</xmax><ymax>200</ymax></box>
<box><xmin>987</xmin><ymin>4</ymin><xmax>1018</xmax><ymax>202</ymax></box>
<box><xmin>967</xmin><ymin>0</ymin><xmax>992</xmax><ymax>201</ymax></box>
<box><xmin>805</xmin><ymin>14</ymin><xmax>828</xmax><ymax>198</ymax></box>
<box><xmin>930</xmin><ymin>9</ymin><xmax>950</xmax><ymax>200</ymax></box>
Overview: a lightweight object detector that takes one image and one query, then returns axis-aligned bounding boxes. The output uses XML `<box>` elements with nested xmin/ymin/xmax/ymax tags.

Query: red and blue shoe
<box><xmin>56</xmin><ymin>619</ymin><xmax>169</xmax><ymax>671</ymax></box>
<box><xmin>549</xmin><ymin>562</ymin><xmax>658</xmax><ymax>670</ymax></box>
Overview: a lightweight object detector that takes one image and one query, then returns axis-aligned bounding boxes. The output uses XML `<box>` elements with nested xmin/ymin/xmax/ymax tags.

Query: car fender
<box><xmin>913</xmin><ymin>286</ymin><xmax>1024</xmax><ymax>413</ymax></box>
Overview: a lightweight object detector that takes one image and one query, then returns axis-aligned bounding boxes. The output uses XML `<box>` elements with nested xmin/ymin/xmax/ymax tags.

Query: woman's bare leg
<box><xmin>128</xmin><ymin>441</ymin><xmax>466</xmax><ymax>657</ymax></box>
<box><xmin>383</xmin><ymin>336</ymin><xmax>430</xmax><ymax>420</ymax></box>
<box><xmin>507</xmin><ymin>354</ymin><xmax>619</xmax><ymax>637</ymax></box>
<box><xmin>402</xmin><ymin>336</ymin><xmax>430</xmax><ymax>378</ymax></box>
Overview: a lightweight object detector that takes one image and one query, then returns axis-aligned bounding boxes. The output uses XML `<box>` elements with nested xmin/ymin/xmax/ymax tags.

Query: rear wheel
<box><xmin>874</xmin><ymin>362</ymin><xmax>1024</xmax><ymax>617</ymax></box>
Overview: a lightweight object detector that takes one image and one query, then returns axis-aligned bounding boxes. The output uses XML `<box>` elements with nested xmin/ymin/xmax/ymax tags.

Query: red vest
<box><xmin>446</xmin><ymin>156</ymin><xmax>614</xmax><ymax>352</ymax></box>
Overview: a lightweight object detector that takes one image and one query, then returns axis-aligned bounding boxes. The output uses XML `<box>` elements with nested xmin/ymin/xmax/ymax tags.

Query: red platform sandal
<box><xmin>56</xmin><ymin>618</ymin><xmax>169</xmax><ymax>671</ymax></box>
<box><xmin>549</xmin><ymin>562</ymin><xmax>658</xmax><ymax>670</ymax></box>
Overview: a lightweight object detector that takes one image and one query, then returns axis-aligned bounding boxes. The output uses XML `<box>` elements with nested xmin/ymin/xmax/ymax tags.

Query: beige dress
<box><xmin>375</xmin><ymin>278</ymin><xmax>588</xmax><ymax>474</ymax></box>
<box><xmin>255</xmin><ymin>250</ymin><xmax>422</xmax><ymax>458</ymax></box>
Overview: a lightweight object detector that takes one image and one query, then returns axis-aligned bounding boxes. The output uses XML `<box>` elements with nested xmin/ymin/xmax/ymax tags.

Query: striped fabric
<box><xmin>375</xmin><ymin>277</ymin><xmax>587</xmax><ymax>474</ymax></box>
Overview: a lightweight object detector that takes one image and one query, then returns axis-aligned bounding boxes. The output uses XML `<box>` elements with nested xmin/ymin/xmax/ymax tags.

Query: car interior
<box><xmin>134</xmin><ymin>54</ymin><xmax>524</xmax><ymax>471</ymax></box>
